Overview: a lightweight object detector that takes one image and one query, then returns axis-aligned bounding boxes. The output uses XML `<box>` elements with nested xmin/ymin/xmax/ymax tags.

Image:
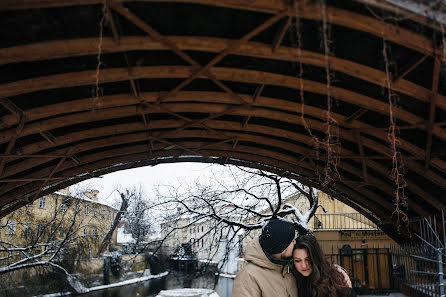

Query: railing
<box><xmin>313</xmin><ymin>213</ymin><xmax>378</xmax><ymax>230</ymax></box>
<box><xmin>390</xmin><ymin>212</ymin><xmax>446</xmax><ymax>297</ymax></box>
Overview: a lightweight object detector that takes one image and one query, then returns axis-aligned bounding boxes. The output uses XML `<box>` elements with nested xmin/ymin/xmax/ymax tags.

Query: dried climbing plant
<box><xmin>382</xmin><ymin>39</ymin><xmax>409</xmax><ymax>232</ymax></box>
<box><xmin>92</xmin><ymin>0</ymin><xmax>106</xmax><ymax>111</ymax></box>
<box><xmin>319</xmin><ymin>0</ymin><xmax>340</xmax><ymax>187</ymax></box>
<box><xmin>292</xmin><ymin>0</ymin><xmax>341</xmax><ymax>187</ymax></box>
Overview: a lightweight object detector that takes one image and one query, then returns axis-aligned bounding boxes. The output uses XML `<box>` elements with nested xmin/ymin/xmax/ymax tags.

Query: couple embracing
<box><xmin>232</xmin><ymin>219</ymin><xmax>356</xmax><ymax>297</ymax></box>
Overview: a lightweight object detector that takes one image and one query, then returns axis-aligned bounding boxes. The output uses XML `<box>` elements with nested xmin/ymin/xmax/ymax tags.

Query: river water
<box><xmin>81</xmin><ymin>272</ymin><xmax>233</xmax><ymax>297</ymax></box>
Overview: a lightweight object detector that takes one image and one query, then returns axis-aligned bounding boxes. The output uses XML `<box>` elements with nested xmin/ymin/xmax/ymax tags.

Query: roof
<box><xmin>52</xmin><ymin>190</ymin><xmax>119</xmax><ymax>211</ymax></box>
<box><xmin>0</xmin><ymin>0</ymin><xmax>445</xmax><ymax>242</ymax></box>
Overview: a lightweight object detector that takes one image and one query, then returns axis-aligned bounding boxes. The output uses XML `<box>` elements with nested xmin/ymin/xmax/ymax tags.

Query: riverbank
<box><xmin>34</xmin><ymin>271</ymin><xmax>169</xmax><ymax>297</ymax></box>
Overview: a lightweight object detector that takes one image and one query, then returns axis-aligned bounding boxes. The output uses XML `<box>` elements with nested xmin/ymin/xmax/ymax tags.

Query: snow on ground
<box><xmin>156</xmin><ymin>288</ymin><xmax>219</xmax><ymax>297</ymax></box>
<box><xmin>33</xmin><ymin>271</ymin><xmax>169</xmax><ymax>297</ymax></box>
<box><xmin>215</xmin><ymin>273</ymin><xmax>236</xmax><ymax>279</ymax></box>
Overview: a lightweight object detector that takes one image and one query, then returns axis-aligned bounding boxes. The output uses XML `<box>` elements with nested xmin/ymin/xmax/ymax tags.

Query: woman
<box><xmin>292</xmin><ymin>234</ymin><xmax>356</xmax><ymax>297</ymax></box>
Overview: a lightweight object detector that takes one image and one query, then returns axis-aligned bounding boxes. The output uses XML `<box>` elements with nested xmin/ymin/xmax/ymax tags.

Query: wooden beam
<box><xmin>0</xmin><ymin>154</ymin><xmax>67</xmax><ymax>159</ymax></box>
<box><xmin>0</xmin><ymin>176</ymin><xmax>85</xmax><ymax>182</ymax></box>
<box><xmin>152</xmin><ymin>136</ymin><xmax>207</xmax><ymax>158</ymax></box>
<box><xmin>425</xmin><ymin>55</ymin><xmax>441</xmax><ymax>168</ymax></box>
<box><xmin>0</xmin><ymin>91</ymin><xmax>445</xmax><ymax>181</ymax></box>
<box><xmin>32</xmin><ymin>149</ymin><xmax>73</xmax><ymax>200</ymax></box>
<box><xmin>70</xmin><ymin>154</ymin><xmax>81</xmax><ymax>164</ymax></box>
<box><xmin>0</xmin><ymin>116</ymin><xmax>26</xmax><ymax>176</ymax></box>
<box><xmin>242</xmin><ymin>84</ymin><xmax>264</xmax><ymax>128</ymax></box>
<box><xmin>355</xmin><ymin>129</ymin><xmax>368</xmax><ymax>181</ymax></box>
<box><xmin>108</xmin><ymin>0</ymin><xmax>269</xmax><ymax>106</ymax></box>
<box><xmin>393</xmin><ymin>54</ymin><xmax>428</xmax><ymax>83</ymax></box>
<box><xmin>0</xmin><ymin>37</ymin><xmax>443</xmax><ymax>110</ymax></box>
<box><xmin>0</xmin><ymin>144</ymin><xmax>431</xmax><ymax>220</ymax></box>
<box><xmin>0</xmin><ymin>0</ymin><xmax>437</xmax><ymax>56</ymax></box>
<box><xmin>346</xmin><ymin>108</ymin><xmax>367</xmax><ymax>123</ymax></box>
<box><xmin>40</xmin><ymin>131</ymin><xmax>56</xmax><ymax>144</ymax></box>
<box><xmin>2</xmin><ymin>66</ymin><xmax>441</xmax><ymax>140</ymax></box>
<box><xmin>104</xmin><ymin>4</ymin><xmax>120</xmax><ymax>44</ymax></box>
<box><xmin>0</xmin><ymin>85</ymin><xmax>443</xmax><ymax>177</ymax></box>
<box><xmin>232</xmin><ymin>138</ymin><xmax>239</xmax><ymax>149</ymax></box>
<box><xmin>272</xmin><ymin>16</ymin><xmax>292</xmax><ymax>52</ymax></box>
<box><xmin>0</xmin><ymin>98</ymin><xmax>24</xmax><ymax>117</ymax></box>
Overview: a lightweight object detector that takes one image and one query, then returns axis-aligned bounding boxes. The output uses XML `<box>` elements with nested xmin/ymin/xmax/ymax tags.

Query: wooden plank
<box><xmin>393</xmin><ymin>55</ymin><xmax>428</xmax><ymax>83</ymax></box>
<box><xmin>0</xmin><ymin>0</ymin><xmax>437</xmax><ymax>56</ymax></box>
<box><xmin>0</xmin><ymin>143</ymin><xmax>398</xmax><ymax>213</ymax></box>
<box><xmin>108</xmin><ymin>0</ymin><xmax>256</xmax><ymax>106</ymax></box>
<box><xmin>0</xmin><ymin>66</ymin><xmax>438</xmax><ymax>137</ymax></box>
<box><xmin>355</xmin><ymin>129</ymin><xmax>368</xmax><ymax>181</ymax></box>
<box><xmin>0</xmin><ymin>101</ymin><xmax>441</xmax><ymax>210</ymax></box>
<box><xmin>272</xmin><ymin>16</ymin><xmax>291</xmax><ymax>52</ymax></box>
<box><xmin>425</xmin><ymin>55</ymin><xmax>441</xmax><ymax>168</ymax></box>
<box><xmin>0</xmin><ymin>89</ymin><xmax>443</xmax><ymax>196</ymax></box>
<box><xmin>0</xmin><ymin>37</ymin><xmax>440</xmax><ymax>110</ymax></box>
<box><xmin>0</xmin><ymin>117</ymin><xmax>25</xmax><ymax>176</ymax></box>
<box><xmin>2</xmin><ymin>91</ymin><xmax>443</xmax><ymax>175</ymax></box>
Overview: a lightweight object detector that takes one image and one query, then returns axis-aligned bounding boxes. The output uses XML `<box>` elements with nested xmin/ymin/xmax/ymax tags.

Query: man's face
<box><xmin>280</xmin><ymin>238</ymin><xmax>296</xmax><ymax>259</ymax></box>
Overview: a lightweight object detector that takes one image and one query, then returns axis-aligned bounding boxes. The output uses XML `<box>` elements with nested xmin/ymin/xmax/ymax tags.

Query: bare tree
<box><xmin>155</xmin><ymin>165</ymin><xmax>325</xmax><ymax>271</ymax></box>
<box><xmin>0</xmin><ymin>187</ymin><xmax>102</xmax><ymax>293</ymax></box>
<box><xmin>97</xmin><ymin>187</ymin><xmax>130</xmax><ymax>254</ymax></box>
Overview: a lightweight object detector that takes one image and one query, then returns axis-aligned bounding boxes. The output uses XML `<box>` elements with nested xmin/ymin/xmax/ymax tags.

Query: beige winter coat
<box><xmin>232</xmin><ymin>238</ymin><xmax>298</xmax><ymax>297</ymax></box>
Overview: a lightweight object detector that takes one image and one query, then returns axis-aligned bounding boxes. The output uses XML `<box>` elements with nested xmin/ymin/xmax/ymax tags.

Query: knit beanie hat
<box><xmin>259</xmin><ymin>219</ymin><xmax>295</xmax><ymax>254</ymax></box>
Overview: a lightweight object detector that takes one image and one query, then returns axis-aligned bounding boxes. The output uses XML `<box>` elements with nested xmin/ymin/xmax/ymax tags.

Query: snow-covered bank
<box><xmin>156</xmin><ymin>288</ymin><xmax>219</xmax><ymax>297</ymax></box>
<box><xmin>34</xmin><ymin>271</ymin><xmax>169</xmax><ymax>297</ymax></box>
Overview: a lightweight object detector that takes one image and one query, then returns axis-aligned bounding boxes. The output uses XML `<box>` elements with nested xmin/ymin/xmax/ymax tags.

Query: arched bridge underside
<box><xmin>0</xmin><ymin>0</ymin><xmax>445</xmax><ymax>241</ymax></box>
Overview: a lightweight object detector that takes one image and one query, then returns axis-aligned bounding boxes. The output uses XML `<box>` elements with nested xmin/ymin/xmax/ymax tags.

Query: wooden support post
<box><xmin>40</xmin><ymin>131</ymin><xmax>56</xmax><ymax>144</ymax></box>
<box><xmin>0</xmin><ymin>116</ymin><xmax>26</xmax><ymax>176</ymax></box>
<box><xmin>272</xmin><ymin>16</ymin><xmax>292</xmax><ymax>52</ymax></box>
<box><xmin>33</xmin><ymin>148</ymin><xmax>73</xmax><ymax>200</ymax></box>
<box><xmin>393</xmin><ymin>54</ymin><xmax>428</xmax><ymax>82</ymax></box>
<box><xmin>346</xmin><ymin>108</ymin><xmax>367</xmax><ymax>123</ymax></box>
<box><xmin>355</xmin><ymin>129</ymin><xmax>368</xmax><ymax>182</ymax></box>
<box><xmin>425</xmin><ymin>55</ymin><xmax>441</xmax><ymax>169</ymax></box>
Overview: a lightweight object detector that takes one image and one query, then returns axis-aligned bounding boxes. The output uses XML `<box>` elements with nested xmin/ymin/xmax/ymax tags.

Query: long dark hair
<box><xmin>293</xmin><ymin>234</ymin><xmax>350</xmax><ymax>297</ymax></box>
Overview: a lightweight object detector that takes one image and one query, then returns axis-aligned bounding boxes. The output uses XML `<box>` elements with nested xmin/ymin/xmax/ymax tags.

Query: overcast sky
<box><xmin>74</xmin><ymin>162</ymin><xmax>220</xmax><ymax>206</ymax></box>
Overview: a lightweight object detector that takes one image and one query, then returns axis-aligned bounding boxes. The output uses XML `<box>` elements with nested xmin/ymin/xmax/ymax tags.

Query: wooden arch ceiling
<box><xmin>0</xmin><ymin>0</ymin><xmax>445</xmax><ymax>241</ymax></box>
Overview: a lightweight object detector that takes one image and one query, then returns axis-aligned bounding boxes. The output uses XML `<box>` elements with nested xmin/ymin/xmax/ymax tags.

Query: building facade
<box><xmin>0</xmin><ymin>188</ymin><xmax>118</xmax><ymax>264</ymax></box>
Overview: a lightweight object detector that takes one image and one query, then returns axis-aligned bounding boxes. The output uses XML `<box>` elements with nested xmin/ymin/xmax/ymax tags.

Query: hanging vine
<box><xmin>292</xmin><ymin>0</ymin><xmax>340</xmax><ymax>187</ymax></box>
<box><xmin>319</xmin><ymin>0</ymin><xmax>340</xmax><ymax>187</ymax></box>
<box><xmin>382</xmin><ymin>39</ymin><xmax>409</xmax><ymax>232</ymax></box>
<box><xmin>92</xmin><ymin>0</ymin><xmax>106</xmax><ymax>111</ymax></box>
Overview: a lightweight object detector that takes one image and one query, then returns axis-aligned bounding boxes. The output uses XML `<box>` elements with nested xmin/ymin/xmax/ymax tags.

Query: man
<box><xmin>232</xmin><ymin>219</ymin><xmax>298</xmax><ymax>297</ymax></box>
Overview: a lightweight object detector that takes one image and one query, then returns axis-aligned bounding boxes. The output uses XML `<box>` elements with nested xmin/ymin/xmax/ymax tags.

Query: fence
<box><xmin>390</xmin><ymin>212</ymin><xmax>446</xmax><ymax>297</ymax></box>
<box><xmin>326</xmin><ymin>247</ymin><xmax>391</xmax><ymax>293</ymax></box>
<box><xmin>313</xmin><ymin>213</ymin><xmax>378</xmax><ymax>230</ymax></box>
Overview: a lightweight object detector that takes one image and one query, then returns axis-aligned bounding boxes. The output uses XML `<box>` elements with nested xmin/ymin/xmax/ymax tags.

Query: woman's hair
<box><xmin>293</xmin><ymin>234</ymin><xmax>350</xmax><ymax>297</ymax></box>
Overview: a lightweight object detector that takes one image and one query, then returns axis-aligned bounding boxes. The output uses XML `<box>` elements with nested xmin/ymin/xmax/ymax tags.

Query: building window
<box><xmin>93</xmin><ymin>207</ymin><xmax>97</xmax><ymax>217</ymax></box>
<box><xmin>6</xmin><ymin>221</ymin><xmax>16</xmax><ymax>235</ymax></box>
<box><xmin>92</xmin><ymin>229</ymin><xmax>97</xmax><ymax>238</ymax></box>
<box><xmin>39</xmin><ymin>197</ymin><xmax>46</xmax><ymax>209</ymax></box>
<box><xmin>101</xmin><ymin>209</ymin><xmax>105</xmax><ymax>218</ymax></box>
<box><xmin>89</xmin><ymin>248</ymin><xmax>93</xmax><ymax>258</ymax></box>
<box><xmin>75</xmin><ymin>203</ymin><xmax>80</xmax><ymax>212</ymax></box>
<box><xmin>202</xmin><ymin>226</ymin><xmax>204</xmax><ymax>232</ymax></box>
<box><xmin>60</xmin><ymin>202</ymin><xmax>68</xmax><ymax>212</ymax></box>
<box><xmin>84</xmin><ymin>205</ymin><xmax>88</xmax><ymax>215</ymax></box>
<box><xmin>59</xmin><ymin>227</ymin><xmax>65</xmax><ymax>237</ymax></box>
<box><xmin>23</xmin><ymin>222</ymin><xmax>31</xmax><ymax>237</ymax></box>
<box><xmin>37</xmin><ymin>224</ymin><xmax>44</xmax><ymax>236</ymax></box>
<box><xmin>201</xmin><ymin>239</ymin><xmax>203</xmax><ymax>248</ymax></box>
<box><xmin>83</xmin><ymin>228</ymin><xmax>88</xmax><ymax>237</ymax></box>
